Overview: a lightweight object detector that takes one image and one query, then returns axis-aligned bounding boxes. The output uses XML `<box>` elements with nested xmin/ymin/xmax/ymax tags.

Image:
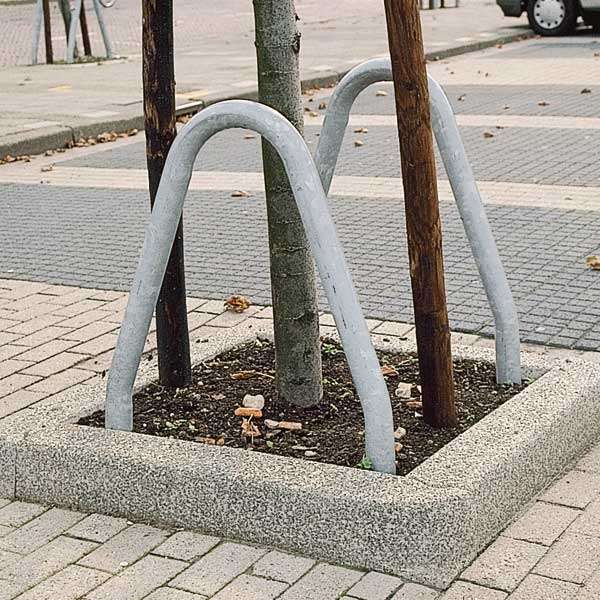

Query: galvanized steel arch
<box><xmin>105</xmin><ymin>99</ymin><xmax>396</xmax><ymax>474</ymax></box>
<box><xmin>315</xmin><ymin>58</ymin><xmax>521</xmax><ymax>384</ymax></box>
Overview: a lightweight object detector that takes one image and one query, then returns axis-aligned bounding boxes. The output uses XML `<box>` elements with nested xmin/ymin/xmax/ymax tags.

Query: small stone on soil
<box><xmin>243</xmin><ymin>393</ymin><xmax>265</xmax><ymax>410</ymax></box>
<box><xmin>395</xmin><ymin>382</ymin><xmax>412</xmax><ymax>399</ymax></box>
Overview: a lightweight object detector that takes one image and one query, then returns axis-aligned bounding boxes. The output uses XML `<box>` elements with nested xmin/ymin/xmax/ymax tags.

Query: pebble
<box><xmin>304</xmin><ymin>450</ymin><xmax>318</xmax><ymax>458</ymax></box>
<box><xmin>395</xmin><ymin>382</ymin><xmax>412</xmax><ymax>399</ymax></box>
<box><xmin>243</xmin><ymin>394</ymin><xmax>265</xmax><ymax>410</ymax></box>
<box><xmin>394</xmin><ymin>427</ymin><xmax>407</xmax><ymax>440</ymax></box>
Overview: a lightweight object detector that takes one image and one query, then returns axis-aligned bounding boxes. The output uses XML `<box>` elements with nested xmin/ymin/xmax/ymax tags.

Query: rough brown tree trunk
<box><xmin>142</xmin><ymin>0</ymin><xmax>192</xmax><ymax>389</ymax></box>
<box><xmin>253</xmin><ymin>0</ymin><xmax>323</xmax><ymax>407</ymax></box>
<box><xmin>383</xmin><ymin>0</ymin><xmax>457</xmax><ymax>427</ymax></box>
<box><xmin>42</xmin><ymin>0</ymin><xmax>53</xmax><ymax>64</ymax></box>
<box><xmin>79</xmin><ymin>1</ymin><xmax>92</xmax><ymax>57</ymax></box>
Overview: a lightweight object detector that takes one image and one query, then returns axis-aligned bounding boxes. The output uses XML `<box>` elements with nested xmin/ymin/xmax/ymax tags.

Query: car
<box><xmin>497</xmin><ymin>0</ymin><xmax>600</xmax><ymax>35</ymax></box>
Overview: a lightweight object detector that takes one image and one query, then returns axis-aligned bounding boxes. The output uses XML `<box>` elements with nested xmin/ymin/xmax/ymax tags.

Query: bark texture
<box><xmin>384</xmin><ymin>0</ymin><xmax>457</xmax><ymax>427</ymax></box>
<box><xmin>142</xmin><ymin>0</ymin><xmax>192</xmax><ymax>389</ymax></box>
<box><xmin>42</xmin><ymin>0</ymin><xmax>53</xmax><ymax>64</ymax></box>
<box><xmin>253</xmin><ymin>0</ymin><xmax>323</xmax><ymax>407</ymax></box>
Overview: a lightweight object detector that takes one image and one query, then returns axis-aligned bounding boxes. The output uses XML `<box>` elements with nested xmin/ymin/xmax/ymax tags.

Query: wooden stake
<box><xmin>383</xmin><ymin>0</ymin><xmax>456</xmax><ymax>427</ymax></box>
<box><xmin>142</xmin><ymin>0</ymin><xmax>192</xmax><ymax>389</ymax></box>
<box><xmin>79</xmin><ymin>0</ymin><xmax>92</xmax><ymax>57</ymax></box>
<box><xmin>42</xmin><ymin>0</ymin><xmax>53</xmax><ymax>64</ymax></box>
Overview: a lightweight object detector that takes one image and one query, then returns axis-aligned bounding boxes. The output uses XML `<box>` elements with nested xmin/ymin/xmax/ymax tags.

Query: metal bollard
<box><xmin>105</xmin><ymin>100</ymin><xmax>397</xmax><ymax>475</ymax></box>
<box><xmin>314</xmin><ymin>58</ymin><xmax>521</xmax><ymax>385</ymax></box>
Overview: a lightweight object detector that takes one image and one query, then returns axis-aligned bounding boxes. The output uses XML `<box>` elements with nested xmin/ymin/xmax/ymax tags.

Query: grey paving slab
<box><xmin>509</xmin><ymin>574</ymin><xmax>581</xmax><ymax>600</ymax></box>
<box><xmin>2</xmin><ymin>184</ymin><xmax>600</xmax><ymax>350</ymax></box>
<box><xmin>251</xmin><ymin>550</ymin><xmax>316</xmax><ymax>584</ymax></box>
<box><xmin>503</xmin><ymin>502</ymin><xmax>580</xmax><ymax>546</ymax></box>
<box><xmin>59</xmin><ymin>122</ymin><xmax>600</xmax><ymax>187</ymax></box>
<box><xmin>533</xmin><ymin>533</ymin><xmax>600</xmax><ymax>584</ymax></box>
<box><xmin>461</xmin><ymin>537</ymin><xmax>547</xmax><ymax>592</ymax></box>
<box><xmin>169</xmin><ymin>542</ymin><xmax>267</xmax><ymax>596</ymax></box>
<box><xmin>329</xmin><ymin>83</ymin><xmax>600</xmax><ymax>118</ymax></box>
<box><xmin>277</xmin><ymin>564</ymin><xmax>363</xmax><ymax>600</ymax></box>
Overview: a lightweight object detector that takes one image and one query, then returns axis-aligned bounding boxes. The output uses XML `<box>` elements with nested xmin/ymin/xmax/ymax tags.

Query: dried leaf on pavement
<box><xmin>231</xmin><ymin>190</ymin><xmax>251</xmax><ymax>198</ymax></box>
<box><xmin>230</xmin><ymin>371</ymin><xmax>258</xmax><ymax>380</ymax></box>
<box><xmin>381</xmin><ymin>364</ymin><xmax>398</xmax><ymax>377</ymax></box>
<box><xmin>483</xmin><ymin>131</ymin><xmax>495</xmax><ymax>139</ymax></box>
<box><xmin>586</xmin><ymin>256</ymin><xmax>600</xmax><ymax>270</ymax></box>
<box><xmin>224</xmin><ymin>295</ymin><xmax>252</xmax><ymax>312</ymax></box>
<box><xmin>375</xmin><ymin>89</ymin><xmax>388</xmax><ymax>97</ymax></box>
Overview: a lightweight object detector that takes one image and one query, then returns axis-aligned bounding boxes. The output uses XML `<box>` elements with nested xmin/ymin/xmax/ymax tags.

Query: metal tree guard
<box><xmin>315</xmin><ymin>58</ymin><xmax>521</xmax><ymax>385</ymax></box>
<box><xmin>30</xmin><ymin>0</ymin><xmax>113</xmax><ymax>65</ymax></box>
<box><xmin>105</xmin><ymin>100</ymin><xmax>397</xmax><ymax>475</ymax></box>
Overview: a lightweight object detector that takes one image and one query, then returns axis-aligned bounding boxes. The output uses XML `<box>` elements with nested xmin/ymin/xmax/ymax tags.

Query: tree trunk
<box><xmin>42</xmin><ymin>0</ymin><xmax>53</xmax><ymax>64</ymax></box>
<box><xmin>253</xmin><ymin>0</ymin><xmax>323</xmax><ymax>407</ymax></box>
<box><xmin>79</xmin><ymin>0</ymin><xmax>92</xmax><ymax>57</ymax></box>
<box><xmin>383</xmin><ymin>0</ymin><xmax>457</xmax><ymax>428</ymax></box>
<box><xmin>142</xmin><ymin>0</ymin><xmax>192</xmax><ymax>389</ymax></box>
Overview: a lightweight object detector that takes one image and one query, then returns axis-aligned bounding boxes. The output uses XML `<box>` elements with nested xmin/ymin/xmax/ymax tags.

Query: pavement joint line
<box><xmin>3</xmin><ymin>166</ymin><xmax>599</xmax><ymax>212</ymax></box>
<box><xmin>305</xmin><ymin>113</ymin><xmax>600</xmax><ymax>130</ymax></box>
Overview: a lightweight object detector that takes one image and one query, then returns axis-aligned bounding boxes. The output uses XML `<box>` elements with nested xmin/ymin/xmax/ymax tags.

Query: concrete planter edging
<box><xmin>0</xmin><ymin>322</ymin><xmax>598</xmax><ymax>588</ymax></box>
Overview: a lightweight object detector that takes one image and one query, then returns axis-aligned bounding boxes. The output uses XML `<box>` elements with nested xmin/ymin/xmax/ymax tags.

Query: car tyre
<box><xmin>527</xmin><ymin>0</ymin><xmax>578</xmax><ymax>35</ymax></box>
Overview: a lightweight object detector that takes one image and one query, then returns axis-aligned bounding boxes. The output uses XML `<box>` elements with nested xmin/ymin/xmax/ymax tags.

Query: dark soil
<box><xmin>80</xmin><ymin>339</ymin><xmax>526</xmax><ymax>475</ymax></box>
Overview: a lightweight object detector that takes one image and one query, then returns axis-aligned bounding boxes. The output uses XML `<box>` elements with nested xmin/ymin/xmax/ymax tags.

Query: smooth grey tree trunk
<box><xmin>253</xmin><ymin>0</ymin><xmax>323</xmax><ymax>407</ymax></box>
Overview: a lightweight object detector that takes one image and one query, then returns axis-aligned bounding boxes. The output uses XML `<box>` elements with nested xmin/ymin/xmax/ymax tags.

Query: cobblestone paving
<box><xmin>2</xmin><ymin>183</ymin><xmax>600</xmax><ymax>350</ymax></box>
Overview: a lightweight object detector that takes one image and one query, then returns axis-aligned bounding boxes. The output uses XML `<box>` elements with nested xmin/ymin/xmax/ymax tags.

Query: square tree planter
<box><xmin>1</xmin><ymin>322</ymin><xmax>599</xmax><ymax>589</ymax></box>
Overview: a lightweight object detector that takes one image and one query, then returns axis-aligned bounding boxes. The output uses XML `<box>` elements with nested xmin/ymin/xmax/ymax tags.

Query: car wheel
<box><xmin>527</xmin><ymin>0</ymin><xmax>578</xmax><ymax>35</ymax></box>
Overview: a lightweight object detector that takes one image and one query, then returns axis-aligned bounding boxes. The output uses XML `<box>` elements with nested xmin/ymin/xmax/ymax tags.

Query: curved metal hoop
<box><xmin>315</xmin><ymin>58</ymin><xmax>521</xmax><ymax>385</ymax></box>
<box><xmin>105</xmin><ymin>100</ymin><xmax>396</xmax><ymax>474</ymax></box>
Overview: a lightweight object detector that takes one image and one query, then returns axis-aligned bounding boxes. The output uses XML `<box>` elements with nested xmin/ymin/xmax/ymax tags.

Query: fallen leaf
<box><xmin>483</xmin><ymin>131</ymin><xmax>495</xmax><ymax>139</ymax></box>
<box><xmin>231</xmin><ymin>190</ymin><xmax>251</xmax><ymax>198</ymax></box>
<box><xmin>196</xmin><ymin>436</ymin><xmax>217</xmax><ymax>445</ymax></box>
<box><xmin>318</xmin><ymin>101</ymin><xmax>327</xmax><ymax>110</ymax></box>
<box><xmin>375</xmin><ymin>89</ymin><xmax>388</xmax><ymax>97</ymax></box>
<box><xmin>243</xmin><ymin>134</ymin><xmax>255</xmax><ymax>139</ymax></box>
<box><xmin>394</xmin><ymin>442</ymin><xmax>403</xmax><ymax>453</ymax></box>
<box><xmin>581</xmin><ymin>88</ymin><xmax>592</xmax><ymax>94</ymax></box>
<box><xmin>503</xmin><ymin>104</ymin><xmax>510</xmax><ymax>110</ymax></box>
<box><xmin>224</xmin><ymin>295</ymin><xmax>251</xmax><ymax>312</ymax></box>
<box><xmin>381</xmin><ymin>364</ymin><xmax>398</xmax><ymax>377</ymax></box>
<box><xmin>354</xmin><ymin>140</ymin><xmax>364</xmax><ymax>147</ymax></box>
<box><xmin>586</xmin><ymin>256</ymin><xmax>600</xmax><ymax>270</ymax></box>
<box><xmin>127</xmin><ymin>128</ymin><xmax>138</xmax><ymax>136</ymax></box>
<box><xmin>230</xmin><ymin>371</ymin><xmax>257</xmax><ymax>380</ymax></box>
<box><xmin>308</xmin><ymin>111</ymin><xmax>319</xmax><ymax>117</ymax></box>
<box><xmin>241</xmin><ymin>418</ymin><xmax>261</xmax><ymax>438</ymax></box>
<box><xmin>235</xmin><ymin>407</ymin><xmax>263</xmax><ymax>418</ymax></box>
<box><xmin>537</xmin><ymin>101</ymin><xmax>550</xmax><ymax>106</ymax></box>
<box><xmin>457</xmin><ymin>94</ymin><xmax>466</xmax><ymax>101</ymax></box>
<box><xmin>353</xmin><ymin>127</ymin><xmax>369</xmax><ymax>134</ymax></box>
